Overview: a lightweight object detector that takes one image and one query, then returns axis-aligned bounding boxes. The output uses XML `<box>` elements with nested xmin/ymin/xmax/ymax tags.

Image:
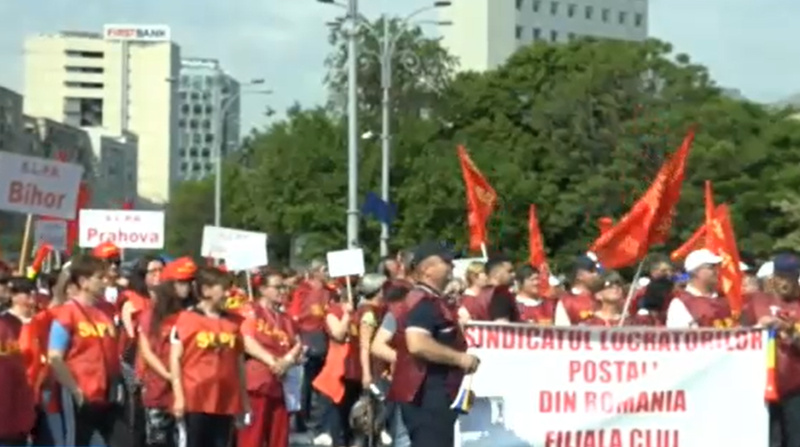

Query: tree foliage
<box><xmin>165</xmin><ymin>22</ymin><xmax>800</xmax><ymax>268</ymax></box>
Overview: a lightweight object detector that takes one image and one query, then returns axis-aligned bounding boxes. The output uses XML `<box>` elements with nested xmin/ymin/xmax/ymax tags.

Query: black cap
<box><xmin>773</xmin><ymin>254</ymin><xmax>800</xmax><ymax>276</ymax></box>
<box><xmin>574</xmin><ymin>254</ymin><xmax>598</xmax><ymax>272</ymax></box>
<box><xmin>411</xmin><ymin>242</ymin><xmax>454</xmax><ymax>268</ymax></box>
<box><xmin>7</xmin><ymin>276</ymin><xmax>35</xmax><ymax>294</ymax></box>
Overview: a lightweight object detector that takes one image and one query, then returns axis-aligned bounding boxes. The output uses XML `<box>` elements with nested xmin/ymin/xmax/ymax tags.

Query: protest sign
<box><xmin>326</xmin><ymin>248</ymin><xmax>365</xmax><ymax>278</ymax></box>
<box><xmin>201</xmin><ymin>225</ymin><xmax>267</xmax><ymax>260</ymax></box>
<box><xmin>34</xmin><ymin>219</ymin><xmax>67</xmax><ymax>252</ymax></box>
<box><xmin>223</xmin><ymin>237</ymin><xmax>268</xmax><ymax>271</ymax></box>
<box><xmin>79</xmin><ymin>209</ymin><xmax>165</xmax><ymax>249</ymax></box>
<box><xmin>457</xmin><ymin>324</ymin><xmax>769</xmax><ymax>447</ymax></box>
<box><xmin>0</xmin><ymin>152</ymin><xmax>83</xmax><ymax>219</ymax></box>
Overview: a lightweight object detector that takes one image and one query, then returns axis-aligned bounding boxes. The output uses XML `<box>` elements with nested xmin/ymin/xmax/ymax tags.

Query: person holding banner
<box><xmin>741</xmin><ymin>253</ymin><xmax>800</xmax><ymax>447</ymax></box>
<box><xmin>512</xmin><ymin>265</ymin><xmax>555</xmax><ymax>324</ymax></box>
<box><xmin>136</xmin><ymin>258</ymin><xmax>197</xmax><ymax>447</ymax></box>
<box><xmin>169</xmin><ymin>266</ymin><xmax>250</xmax><ymax>447</ymax></box>
<box><xmin>238</xmin><ymin>271</ymin><xmax>302</xmax><ymax>447</ymax></box>
<box><xmin>459</xmin><ymin>256</ymin><xmax>514</xmax><ymax>322</ymax></box>
<box><xmin>47</xmin><ymin>255</ymin><xmax>122</xmax><ymax>447</ymax></box>
<box><xmin>0</xmin><ymin>293</ymin><xmax>36</xmax><ymax>447</ymax></box>
<box><xmin>389</xmin><ymin>242</ymin><xmax>478</xmax><ymax>447</ymax></box>
<box><xmin>553</xmin><ymin>254</ymin><xmax>601</xmax><ymax>326</ymax></box>
<box><xmin>666</xmin><ymin>249</ymin><xmax>732</xmax><ymax>328</ymax></box>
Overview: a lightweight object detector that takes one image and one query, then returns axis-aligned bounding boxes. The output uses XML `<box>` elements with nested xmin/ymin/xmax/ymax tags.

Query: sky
<box><xmin>1</xmin><ymin>0</ymin><xmax>799</xmax><ymax>135</ymax></box>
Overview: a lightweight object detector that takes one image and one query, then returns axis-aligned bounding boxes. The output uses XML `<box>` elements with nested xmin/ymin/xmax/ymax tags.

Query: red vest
<box><xmin>743</xmin><ymin>292</ymin><xmax>800</xmax><ymax>396</ymax></box>
<box><xmin>675</xmin><ymin>290</ymin><xmax>733</xmax><ymax>328</ymax></box>
<box><xmin>243</xmin><ymin>305</ymin><xmax>296</xmax><ymax>397</ymax></box>
<box><xmin>137</xmin><ymin>308</ymin><xmax>177</xmax><ymax>408</ymax></box>
<box><xmin>516</xmin><ymin>298</ymin><xmax>555</xmax><ymax>325</ymax></box>
<box><xmin>388</xmin><ymin>287</ymin><xmax>467</xmax><ymax>403</ymax></box>
<box><xmin>175</xmin><ymin>309</ymin><xmax>243</xmax><ymax>415</ymax></box>
<box><xmin>50</xmin><ymin>300</ymin><xmax>120</xmax><ymax>404</ymax></box>
<box><xmin>0</xmin><ymin>314</ymin><xmax>36</xmax><ymax>439</ymax></box>
<box><xmin>560</xmin><ymin>290</ymin><xmax>595</xmax><ymax>324</ymax></box>
<box><xmin>575</xmin><ymin>311</ymin><xmax>659</xmax><ymax>327</ymax></box>
<box><xmin>460</xmin><ymin>286</ymin><xmax>496</xmax><ymax>321</ymax></box>
<box><xmin>292</xmin><ymin>282</ymin><xmax>330</xmax><ymax>333</ymax></box>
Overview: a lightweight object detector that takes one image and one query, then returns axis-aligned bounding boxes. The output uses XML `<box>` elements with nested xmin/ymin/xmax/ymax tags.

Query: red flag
<box><xmin>671</xmin><ymin>179</ymin><xmax>715</xmax><ymax>262</ymax></box>
<box><xmin>707</xmin><ymin>204</ymin><xmax>744</xmax><ymax>316</ymax></box>
<box><xmin>597</xmin><ymin>217</ymin><xmax>614</xmax><ymax>236</ymax></box>
<box><xmin>590</xmin><ymin>129</ymin><xmax>694</xmax><ymax>268</ymax></box>
<box><xmin>528</xmin><ymin>205</ymin><xmax>551</xmax><ymax>297</ymax></box>
<box><xmin>457</xmin><ymin>145</ymin><xmax>497</xmax><ymax>252</ymax></box>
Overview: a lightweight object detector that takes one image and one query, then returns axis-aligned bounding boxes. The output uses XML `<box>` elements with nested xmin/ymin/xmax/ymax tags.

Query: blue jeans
<box><xmin>32</xmin><ymin>407</ymin><xmax>65</xmax><ymax>446</ymax></box>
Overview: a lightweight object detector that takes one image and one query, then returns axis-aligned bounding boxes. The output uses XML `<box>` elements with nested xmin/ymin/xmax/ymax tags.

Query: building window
<box><xmin>550</xmin><ymin>1</ymin><xmax>558</xmax><ymax>14</ymax></box>
<box><xmin>533</xmin><ymin>0</ymin><xmax>540</xmax><ymax>12</ymax></box>
<box><xmin>189</xmin><ymin>120</ymin><xmax>198</xmax><ymax>129</ymax></box>
<box><xmin>65</xmin><ymin>66</ymin><xmax>103</xmax><ymax>74</ymax></box>
<box><xmin>533</xmin><ymin>28</ymin><xmax>541</xmax><ymax>40</ymax></box>
<box><xmin>181</xmin><ymin>76</ymin><xmax>190</xmax><ymax>86</ymax></box>
<box><xmin>179</xmin><ymin>92</ymin><xmax>187</xmax><ymax>100</ymax></box>
<box><xmin>179</xmin><ymin>149</ymin><xmax>186</xmax><ymax>157</ymax></box>
<box><xmin>618</xmin><ymin>11</ymin><xmax>627</xmax><ymax>24</ymax></box>
<box><xmin>189</xmin><ymin>147</ymin><xmax>198</xmax><ymax>157</ymax></box>
<box><xmin>202</xmin><ymin>92</ymin><xmax>212</xmax><ymax>101</ymax></box>
<box><xmin>64</xmin><ymin>81</ymin><xmax>103</xmax><ymax>89</ymax></box>
<box><xmin>180</xmin><ymin>162</ymin><xmax>187</xmax><ymax>172</ymax></box>
<box><xmin>193</xmin><ymin>134</ymin><xmax>201</xmax><ymax>143</ymax></box>
<box><xmin>192</xmin><ymin>76</ymin><xmax>203</xmax><ymax>89</ymax></box>
<box><xmin>192</xmin><ymin>163</ymin><xmax>201</xmax><ymax>172</ymax></box>
<box><xmin>205</xmin><ymin>105</ymin><xmax>213</xmax><ymax>114</ymax></box>
<box><xmin>193</xmin><ymin>105</ymin><xmax>202</xmax><ymax>114</ymax></box>
<box><xmin>205</xmin><ymin>163</ymin><xmax>213</xmax><ymax>171</ymax></box>
<box><xmin>178</xmin><ymin>119</ymin><xmax>185</xmax><ymax>128</ymax></box>
<box><xmin>201</xmin><ymin>149</ymin><xmax>211</xmax><ymax>157</ymax></box>
<box><xmin>65</xmin><ymin>50</ymin><xmax>103</xmax><ymax>59</ymax></box>
<box><xmin>567</xmin><ymin>3</ymin><xmax>576</xmax><ymax>17</ymax></box>
<box><xmin>516</xmin><ymin>26</ymin><xmax>523</xmax><ymax>39</ymax></box>
<box><xmin>550</xmin><ymin>30</ymin><xmax>558</xmax><ymax>41</ymax></box>
<box><xmin>205</xmin><ymin>134</ymin><xmax>214</xmax><ymax>143</ymax></box>
<box><xmin>190</xmin><ymin>92</ymin><xmax>200</xmax><ymax>101</ymax></box>
<box><xmin>516</xmin><ymin>0</ymin><xmax>523</xmax><ymax>9</ymax></box>
<box><xmin>181</xmin><ymin>104</ymin><xmax>189</xmax><ymax>114</ymax></box>
<box><xmin>568</xmin><ymin>32</ymin><xmax>576</xmax><ymax>41</ymax></box>
<box><xmin>602</xmin><ymin>8</ymin><xmax>609</xmax><ymax>22</ymax></box>
<box><xmin>585</xmin><ymin>6</ymin><xmax>593</xmax><ymax>19</ymax></box>
<box><xmin>635</xmin><ymin>13</ymin><xmax>644</xmax><ymax>26</ymax></box>
<box><xmin>202</xmin><ymin>120</ymin><xmax>211</xmax><ymax>129</ymax></box>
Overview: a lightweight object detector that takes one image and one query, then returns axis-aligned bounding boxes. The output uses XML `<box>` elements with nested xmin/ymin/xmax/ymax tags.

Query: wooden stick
<box><xmin>18</xmin><ymin>214</ymin><xmax>33</xmax><ymax>275</ymax></box>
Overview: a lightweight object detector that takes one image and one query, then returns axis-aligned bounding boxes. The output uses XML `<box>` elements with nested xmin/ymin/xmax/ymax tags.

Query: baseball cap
<box><xmin>756</xmin><ymin>261</ymin><xmax>774</xmax><ymax>279</ymax></box>
<box><xmin>684</xmin><ymin>249</ymin><xmax>722</xmax><ymax>272</ymax></box>
<box><xmin>358</xmin><ymin>273</ymin><xmax>387</xmax><ymax>296</ymax></box>
<box><xmin>574</xmin><ymin>254</ymin><xmax>599</xmax><ymax>272</ymax></box>
<box><xmin>411</xmin><ymin>242</ymin><xmax>454</xmax><ymax>268</ymax></box>
<box><xmin>92</xmin><ymin>242</ymin><xmax>121</xmax><ymax>260</ymax></box>
<box><xmin>773</xmin><ymin>254</ymin><xmax>800</xmax><ymax>276</ymax></box>
<box><xmin>161</xmin><ymin>257</ymin><xmax>197</xmax><ymax>282</ymax></box>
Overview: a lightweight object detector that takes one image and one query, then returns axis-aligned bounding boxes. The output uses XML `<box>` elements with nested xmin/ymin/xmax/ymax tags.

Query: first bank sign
<box><xmin>103</xmin><ymin>24</ymin><xmax>171</xmax><ymax>42</ymax></box>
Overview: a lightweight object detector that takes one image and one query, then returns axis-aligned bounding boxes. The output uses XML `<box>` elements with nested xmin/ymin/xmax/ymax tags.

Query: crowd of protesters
<box><xmin>0</xmin><ymin>239</ymin><xmax>799</xmax><ymax>447</ymax></box>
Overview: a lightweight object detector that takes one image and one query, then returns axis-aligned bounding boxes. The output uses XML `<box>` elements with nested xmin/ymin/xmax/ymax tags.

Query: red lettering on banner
<box><xmin>464</xmin><ymin>326</ymin><xmax>763</xmax><ymax>352</ymax></box>
<box><xmin>86</xmin><ymin>228</ymin><xmax>160</xmax><ymax>245</ymax></box>
<box><xmin>568</xmin><ymin>360</ymin><xmax>659</xmax><ymax>383</ymax></box>
<box><xmin>544</xmin><ymin>429</ymin><xmax>680</xmax><ymax>447</ymax></box>
<box><xmin>539</xmin><ymin>390</ymin><xmax>577</xmax><ymax>413</ymax></box>
<box><xmin>8</xmin><ymin>181</ymin><xmax>66</xmax><ymax>210</ymax></box>
<box><xmin>583</xmin><ymin>390</ymin><xmax>686</xmax><ymax>414</ymax></box>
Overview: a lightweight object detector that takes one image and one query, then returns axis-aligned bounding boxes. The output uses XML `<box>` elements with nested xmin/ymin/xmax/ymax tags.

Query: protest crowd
<box><xmin>0</xmin><ymin>127</ymin><xmax>798</xmax><ymax>447</ymax></box>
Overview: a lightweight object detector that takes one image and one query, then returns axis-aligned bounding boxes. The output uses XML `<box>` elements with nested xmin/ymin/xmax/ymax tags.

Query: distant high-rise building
<box><xmin>22</xmin><ymin>29</ymin><xmax>180</xmax><ymax>206</ymax></box>
<box><xmin>176</xmin><ymin>58</ymin><xmax>240</xmax><ymax>181</ymax></box>
<box><xmin>440</xmin><ymin>0</ymin><xmax>649</xmax><ymax>72</ymax></box>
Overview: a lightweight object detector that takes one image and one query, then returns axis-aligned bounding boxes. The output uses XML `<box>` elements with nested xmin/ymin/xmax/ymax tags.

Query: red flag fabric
<box><xmin>590</xmin><ymin>129</ymin><xmax>694</xmax><ymax>269</ymax></box>
<box><xmin>597</xmin><ymin>217</ymin><xmax>614</xmax><ymax>236</ymax></box>
<box><xmin>670</xmin><ymin>179</ymin><xmax>716</xmax><ymax>262</ymax></box>
<box><xmin>457</xmin><ymin>145</ymin><xmax>497</xmax><ymax>252</ymax></box>
<box><xmin>528</xmin><ymin>205</ymin><xmax>551</xmax><ymax>297</ymax></box>
<box><xmin>707</xmin><ymin>204</ymin><xmax>744</xmax><ymax>316</ymax></box>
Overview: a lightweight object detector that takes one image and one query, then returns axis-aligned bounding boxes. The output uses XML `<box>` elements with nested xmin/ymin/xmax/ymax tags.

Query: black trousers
<box><xmin>73</xmin><ymin>403</ymin><xmax>116</xmax><ymax>446</ymax></box>
<box><xmin>297</xmin><ymin>354</ymin><xmax>325</xmax><ymax>433</ymax></box>
<box><xmin>0</xmin><ymin>436</ymin><xmax>28</xmax><ymax>447</ymax></box>
<box><xmin>184</xmin><ymin>413</ymin><xmax>234</xmax><ymax>447</ymax></box>
<box><xmin>400</xmin><ymin>384</ymin><xmax>458</xmax><ymax>447</ymax></box>
<box><xmin>771</xmin><ymin>391</ymin><xmax>800</xmax><ymax>447</ymax></box>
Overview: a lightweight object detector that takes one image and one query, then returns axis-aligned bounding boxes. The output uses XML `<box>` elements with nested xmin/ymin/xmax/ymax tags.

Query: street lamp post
<box><xmin>319</xmin><ymin>0</ymin><xmax>451</xmax><ymax>255</ymax></box>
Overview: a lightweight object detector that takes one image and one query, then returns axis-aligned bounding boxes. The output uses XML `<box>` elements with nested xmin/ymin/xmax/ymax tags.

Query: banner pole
<box><xmin>618</xmin><ymin>255</ymin><xmax>648</xmax><ymax>327</ymax></box>
<box><xmin>17</xmin><ymin>214</ymin><xmax>33</xmax><ymax>275</ymax></box>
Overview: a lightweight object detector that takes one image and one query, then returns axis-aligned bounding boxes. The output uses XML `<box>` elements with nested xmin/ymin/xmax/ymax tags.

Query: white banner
<box><xmin>201</xmin><ymin>225</ymin><xmax>267</xmax><ymax>261</ymax></box>
<box><xmin>34</xmin><ymin>219</ymin><xmax>67</xmax><ymax>252</ymax></box>
<box><xmin>0</xmin><ymin>152</ymin><xmax>83</xmax><ymax>219</ymax></box>
<box><xmin>458</xmin><ymin>325</ymin><xmax>769</xmax><ymax>447</ymax></box>
<box><xmin>79</xmin><ymin>209</ymin><xmax>165</xmax><ymax>249</ymax></box>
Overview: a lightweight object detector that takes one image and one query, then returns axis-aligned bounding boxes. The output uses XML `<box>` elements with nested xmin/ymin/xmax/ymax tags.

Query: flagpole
<box><xmin>618</xmin><ymin>255</ymin><xmax>648</xmax><ymax>327</ymax></box>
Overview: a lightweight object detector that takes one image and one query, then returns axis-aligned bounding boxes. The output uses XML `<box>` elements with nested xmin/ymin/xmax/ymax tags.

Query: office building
<box><xmin>440</xmin><ymin>0</ymin><xmax>648</xmax><ymax>72</ymax></box>
<box><xmin>177</xmin><ymin>58</ymin><xmax>240</xmax><ymax>181</ymax></box>
<box><xmin>84</xmin><ymin>128</ymin><xmax>138</xmax><ymax>208</ymax></box>
<box><xmin>22</xmin><ymin>30</ymin><xmax>180</xmax><ymax>206</ymax></box>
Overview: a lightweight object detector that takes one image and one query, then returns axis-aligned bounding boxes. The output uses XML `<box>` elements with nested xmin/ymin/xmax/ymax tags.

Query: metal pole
<box><xmin>379</xmin><ymin>16</ymin><xmax>391</xmax><ymax>257</ymax></box>
<box><xmin>346</xmin><ymin>0</ymin><xmax>360</xmax><ymax>248</ymax></box>
<box><xmin>213</xmin><ymin>73</ymin><xmax>223</xmax><ymax>228</ymax></box>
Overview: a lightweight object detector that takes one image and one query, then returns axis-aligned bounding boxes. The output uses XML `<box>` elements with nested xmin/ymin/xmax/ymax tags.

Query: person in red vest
<box><xmin>170</xmin><ymin>266</ymin><xmax>250</xmax><ymax>447</ymax></box>
<box><xmin>458</xmin><ymin>256</ymin><xmax>514</xmax><ymax>322</ymax></box>
<box><xmin>289</xmin><ymin>259</ymin><xmax>333</xmax><ymax>439</ymax></box>
<box><xmin>666</xmin><ymin>249</ymin><xmax>732</xmax><ymax>328</ymax></box>
<box><xmin>742</xmin><ymin>253</ymin><xmax>800</xmax><ymax>447</ymax></box>
<box><xmin>136</xmin><ymin>257</ymin><xmax>197</xmax><ymax>447</ymax></box>
<box><xmin>554</xmin><ymin>254</ymin><xmax>601</xmax><ymax>326</ymax></box>
<box><xmin>47</xmin><ymin>254</ymin><xmax>122</xmax><ymax>446</ymax></box>
<box><xmin>389</xmin><ymin>242</ymin><xmax>479</xmax><ymax>447</ymax></box>
<box><xmin>0</xmin><ymin>287</ymin><xmax>36</xmax><ymax>446</ymax></box>
<box><xmin>511</xmin><ymin>265</ymin><xmax>556</xmax><ymax>324</ymax></box>
<box><xmin>92</xmin><ymin>241</ymin><xmax>124</xmax><ymax>305</ymax></box>
<box><xmin>238</xmin><ymin>270</ymin><xmax>302</xmax><ymax>447</ymax></box>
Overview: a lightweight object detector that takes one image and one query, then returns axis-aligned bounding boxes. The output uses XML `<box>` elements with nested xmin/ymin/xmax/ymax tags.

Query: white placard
<box><xmin>79</xmin><ymin>209</ymin><xmax>165</xmax><ymax>249</ymax></box>
<box><xmin>201</xmin><ymin>225</ymin><xmax>267</xmax><ymax>260</ymax></box>
<box><xmin>326</xmin><ymin>248</ymin><xmax>365</xmax><ymax>278</ymax></box>
<box><xmin>103</xmin><ymin>24</ymin><xmax>171</xmax><ymax>41</ymax></box>
<box><xmin>0</xmin><ymin>152</ymin><xmax>83</xmax><ymax>219</ymax></box>
<box><xmin>457</xmin><ymin>324</ymin><xmax>768</xmax><ymax>447</ymax></box>
<box><xmin>223</xmin><ymin>238</ymin><xmax>268</xmax><ymax>271</ymax></box>
<box><xmin>34</xmin><ymin>219</ymin><xmax>68</xmax><ymax>252</ymax></box>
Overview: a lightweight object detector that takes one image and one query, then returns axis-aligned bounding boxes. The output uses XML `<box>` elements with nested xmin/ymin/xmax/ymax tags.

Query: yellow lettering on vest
<box><xmin>196</xmin><ymin>331</ymin><xmax>213</xmax><ymax>349</ymax></box>
<box><xmin>0</xmin><ymin>340</ymin><xmax>20</xmax><ymax>356</ymax></box>
<box><xmin>310</xmin><ymin>304</ymin><xmax>324</xmax><ymax>316</ymax></box>
<box><xmin>712</xmin><ymin>318</ymin><xmax>734</xmax><ymax>329</ymax></box>
<box><xmin>538</xmin><ymin>319</ymin><xmax>553</xmax><ymax>326</ymax></box>
<box><xmin>219</xmin><ymin>332</ymin><xmax>235</xmax><ymax>348</ymax></box>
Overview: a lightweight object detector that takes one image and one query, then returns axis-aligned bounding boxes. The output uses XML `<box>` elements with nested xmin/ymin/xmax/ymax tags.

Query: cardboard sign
<box><xmin>201</xmin><ymin>225</ymin><xmax>267</xmax><ymax>260</ymax></box>
<box><xmin>0</xmin><ymin>152</ymin><xmax>83</xmax><ymax>219</ymax></box>
<box><xmin>79</xmin><ymin>209</ymin><xmax>165</xmax><ymax>249</ymax></box>
<box><xmin>34</xmin><ymin>219</ymin><xmax>68</xmax><ymax>252</ymax></box>
<box><xmin>326</xmin><ymin>248</ymin><xmax>365</xmax><ymax>278</ymax></box>
<box><xmin>223</xmin><ymin>237</ymin><xmax>268</xmax><ymax>271</ymax></box>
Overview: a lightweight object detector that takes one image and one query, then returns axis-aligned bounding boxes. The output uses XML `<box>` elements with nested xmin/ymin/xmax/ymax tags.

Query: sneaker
<box><xmin>380</xmin><ymin>430</ymin><xmax>392</xmax><ymax>445</ymax></box>
<box><xmin>313</xmin><ymin>433</ymin><xmax>333</xmax><ymax>446</ymax></box>
<box><xmin>290</xmin><ymin>432</ymin><xmax>312</xmax><ymax>445</ymax></box>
